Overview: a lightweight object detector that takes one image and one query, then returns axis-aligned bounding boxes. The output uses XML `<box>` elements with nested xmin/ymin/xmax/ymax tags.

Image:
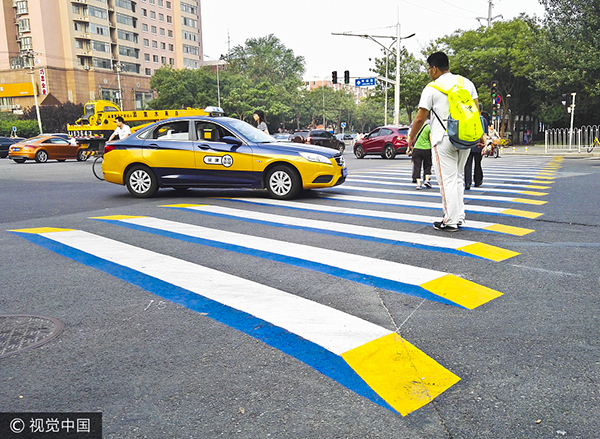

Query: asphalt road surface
<box><xmin>1</xmin><ymin>152</ymin><xmax>599</xmax><ymax>438</ymax></box>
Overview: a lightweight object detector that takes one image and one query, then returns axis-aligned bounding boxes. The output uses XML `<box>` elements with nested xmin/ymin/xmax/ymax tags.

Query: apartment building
<box><xmin>0</xmin><ymin>0</ymin><xmax>202</xmax><ymax>112</ymax></box>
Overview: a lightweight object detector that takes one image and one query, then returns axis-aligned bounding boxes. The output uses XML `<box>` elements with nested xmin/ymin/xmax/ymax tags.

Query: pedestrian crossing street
<box><xmin>9</xmin><ymin>155</ymin><xmax>562</xmax><ymax>417</ymax></box>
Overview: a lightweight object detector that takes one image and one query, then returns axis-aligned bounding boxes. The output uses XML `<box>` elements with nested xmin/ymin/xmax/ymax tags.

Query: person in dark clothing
<box><xmin>464</xmin><ymin>106</ymin><xmax>489</xmax><ymax>190</ymax></box>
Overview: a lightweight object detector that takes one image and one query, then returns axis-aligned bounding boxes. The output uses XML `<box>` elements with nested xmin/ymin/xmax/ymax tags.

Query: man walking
<box><xmin>464</xmin><ymin>105</ymin><xmax>489</xmax><ymax>190</ymax></box>
<box><xmin>408</xmin><ymin>52</ymin><xmax>479</xmax><ymax>231</ymax></box>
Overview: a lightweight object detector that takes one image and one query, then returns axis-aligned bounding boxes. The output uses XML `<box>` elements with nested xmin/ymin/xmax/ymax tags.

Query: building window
<box><xmin>166</xmin><ymin>15</ymin><xmax>172</xmax><ymax>23</ymax></box>
<box><xmin>168</xmin><ymin>30</ymin><xmax>173</xmax><ymax>37</ymax></box>
<box><xmin>20</xmin><ymin>36</ymin><xmax>33</xmax><ymax>50</ymax></box>
<box><xmin>90</xmin><ymin>23</ymin><xmax>109</xmax><ymax>36</ymax></box>
<box><xmin>145</xmin><ymin>68</ymin><xmax>151</xmax><ymax>76</ymax></box>
<box><xmin>160</xmin><ymin>42</ymin><xmax>166</xmax><ymax>50</ymax></box>
<box><xmin>166</xmin><ymin>1</ymin><xmax>171</xmax><ymax>9</ymax></box>
<box><xmin>161</xmin><ymin>56</ymin><xmax>166</xmax><ymax>64</ymax></box>
<box><xmin>88</xmin><ymin>6</ymin><xmax>108</xmax><ymax>19</ymax></box>
<box><xmin>143</xmin><ymin>38</ymin><xmax>149</xmax><ymax>47</ymax></box>
<box><xmin>93</xmin><ymin>57</ymin><xmax>112</xmax><ymax>69</ymax></box>
<box><xmin>183</xmin><ymin>58</ymin><xmax>199</xmax><ymax>69</ymax></box>
<box><xmin>169</xmin><ymin>58</ymin><xmax>174</xmax><ymax>65</ymax></box>
<box><xmin>182</xmin><ymin>44</ymin><xmax>199</xmax><ymax>56</ymax></box>
<box><xmin>18</xmin><ymin>18</ymin><xmax>30</xmax><ymax>32</ymax></box>
<box><xmin>121</xmin><ymin>62</ymin><xmax>140</xmax><ymax>73</ymax></box>
<box><xmin>118</xmin><ymin>29</ymin><xmax>138</xmax><ymax>43</ymax></box>
<box><xmin>115</xmin><ymin>0</ymin><xmax>134</xmax><ymax>11</ymax></box>
<box><xmin>92</xmin><ymin>40</ymin><xmax>111</xmax><ymax>52</ymax></box>
<box><xmin>158</xmin><ymin>0</ymin><xmax>163</xmax><ymax>6</ymax></box>
<box><xmin>182</xmin><ymin>30</ymin><xmax>198</xmax><ymax>42</ymax></box>
<box><xmin>152</xmin><ymin>40</ymin><xmax>157</xmax><ymax>48</ymax></box>
<box><xmin>119</xmin><ymin>45</ymin><xmax>139</xmax><ymax>58</ymax></box>
<box><xmin>142</xmin><ymin>23</ymin><xmax>148</xmax><ymax>32</ymax></box>
<box><xmin>144</xmin><ymin>53</ymin><xmax>150</xmax><ymax>61</ymax></box>
<box><xmin>159</xmin><ymin>13</ymin><xmax>164</xmax><ymax>21</ymax></box>
<box><xmin>168</xmin><ymin>44</ymin><xmax>173</xmax><ymax>51</ymax></box>
<box><xmin>181</xmin><ymin>17</ymin><xmax>197</xmax><ymax>28</ymax></box>
<box><xmin>153</xmin><ymin>55</ymin><xmax>158</xmax><ymax>63</ymax></box>
<box><xmin>180</xmin><ymin>2</ymin><xmax>197</xmax><ymax>14</ymax></box>
<box><xmin>135</xmin><ymin>91</ymin><xmax>154</xmax><ymax>109</ymax></box>
<box><xmin>151</xmin><ymin>26</ymin><xmax>157</xmax><ymax>34</ymax></box>
<box><xmin>16</xmin><ymin>1</ymin><xmax>28</xmax><ymax>14</ymax></box>
<box><xmin>159</xmin><ymin>28</ymin><xmax>165</xmax><ymax>36</ymax></box>
<box><xmin>150</xmin><ymin>11</ymin><xmax>156</xmax><ymax>19</ymax></box>
<box><xmin>116</xmin><ymin>13</ymin><xmax>135</xmax><ymax>27</ymax></box>
<box><xmin>141</xmin><ymin>8</ymin><xmax>147</xmax><ymax>16</ymax></box>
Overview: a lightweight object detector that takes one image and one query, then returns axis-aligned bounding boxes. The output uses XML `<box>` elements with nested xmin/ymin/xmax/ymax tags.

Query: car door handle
<box><xmin>147</xmin><ymin>143</ymin><xmax>160</xmax><ymax>149</ymax></box>
<box><xmin>197</xmin><ymin>144</ymin><xmax>210</xmax><ymax>150</ymax></box>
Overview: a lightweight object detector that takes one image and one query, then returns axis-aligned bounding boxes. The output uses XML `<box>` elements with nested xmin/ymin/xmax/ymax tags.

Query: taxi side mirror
<box><xmin>223</xmin><ymin>136</ymin><xmax>242</xmax><ymax>146</ymax></box>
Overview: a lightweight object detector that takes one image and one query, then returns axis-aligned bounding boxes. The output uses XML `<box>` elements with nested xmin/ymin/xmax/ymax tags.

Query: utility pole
<box><xmin>332</xmin><ymin>25</ymin><xmax>414</xmax><ymax>127</ymax></box>
<box><xmin>24</xmin><ymin>50</ymin><xmax>43</xmax><ymax>134</ymax></box>
<box><xmin>114</xmin><ymin>61</ymin><xmax>124</xmax><ymax>110</ymax></box>
<box><xmin>477</xmin><ymin>0</ymin><xmax>502</xmax><ymax>27</ymax></box>
<box><xmin>568</xmin><ymin>92</ymin><xmax>576</xmax><ymax>150</ymax></box>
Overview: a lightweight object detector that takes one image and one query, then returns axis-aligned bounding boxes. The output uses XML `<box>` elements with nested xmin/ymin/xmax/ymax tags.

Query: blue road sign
<box><xmin>355</xmin><ymin>78</ymin><xmax>375</xmax><ymax>87</ymax></box>
<box><xmin>341</xmin><ymin>122</ymin><xmax>346</xmax><ymax>129</ymax></box>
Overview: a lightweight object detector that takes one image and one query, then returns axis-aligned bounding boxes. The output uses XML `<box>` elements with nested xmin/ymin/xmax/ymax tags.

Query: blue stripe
<box><xmin>162</xmin><ymin>207</ymin><xmax>486</xmax><ymax>260</ymax></box>
<box><xmin>93</xmin><ymin>217</ymin><xmax>464</xmax><ymax>308</ymax></box>
<box><xmin>11</xmin><ymin>231</ymin><xmax>398</xmax><ymax>414</ymax></box>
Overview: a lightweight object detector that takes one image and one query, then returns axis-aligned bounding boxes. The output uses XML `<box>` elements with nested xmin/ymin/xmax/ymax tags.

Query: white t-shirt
<box><xmin>417</xmin><ymin>72</ymin><xmax>478</xmax><ymax>146</ymax></box>
<box><xmin>113</xmin><ymin>124</ymin><xmax>131</xmax><ymax>140</ymax></box>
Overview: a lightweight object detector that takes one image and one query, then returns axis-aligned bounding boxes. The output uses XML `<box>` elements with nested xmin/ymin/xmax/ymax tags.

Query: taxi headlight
<box><xmin>299</xmin><ymin>152</ymin><xmax>331</xmax><ymax>164</ymax></box>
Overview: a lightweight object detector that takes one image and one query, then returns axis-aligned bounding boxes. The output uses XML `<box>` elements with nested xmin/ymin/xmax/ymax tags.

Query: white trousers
<box><xmin>431</xmin><ymin>137</ymin><xmax>470</xmax><ymax>226</ymax></box>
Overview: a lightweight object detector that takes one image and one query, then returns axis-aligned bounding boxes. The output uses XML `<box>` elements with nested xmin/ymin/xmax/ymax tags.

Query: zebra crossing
<box><xmin>9</xmin><ymin>155</ymin><xmax>561</xmax><ymax>417</ymax></box>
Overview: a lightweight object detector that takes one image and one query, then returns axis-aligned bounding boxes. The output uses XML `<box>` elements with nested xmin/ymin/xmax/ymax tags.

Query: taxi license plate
<box><xmin>342</xmin><ymin>167</ymin><xmax>348</xmax><ymax>177</ymax></box>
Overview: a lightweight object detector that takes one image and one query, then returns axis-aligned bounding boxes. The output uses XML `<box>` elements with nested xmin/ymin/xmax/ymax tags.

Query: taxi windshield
<box><xmin>227</xmin><ymin>119</ymin><xmax>275</xmax><ymax>143</ymax></box>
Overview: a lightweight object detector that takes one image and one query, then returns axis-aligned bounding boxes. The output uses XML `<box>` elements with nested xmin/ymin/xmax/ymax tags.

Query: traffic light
<box><xmin>490</xmin><ymin>80</ymin><xmax>498</xmax><ymax>101</ymax></box>
<box><xmin>344</xmin><ymin>70</ymin><xmax>350</xmax><ymax>84</ymax></box>
<box><xmin>561</xmin><ymin>93</ymin><xmax>570</xmax><ymax>107</ymax></box>
<box><xmin>491</xmin><ymin>104</ymin><xmax>497</xmax><ymax>117</ymax></box>
<box><xmin>332</xmin><ymin>71</ymin><xmax>338</xmax><ymax>84</ymax></box>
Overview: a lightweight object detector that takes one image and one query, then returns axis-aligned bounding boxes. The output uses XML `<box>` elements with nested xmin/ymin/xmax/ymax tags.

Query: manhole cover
<box><xmin>0</xmin><ymin>315</ymin><xmax>64</xmax><ymax>359</ymax></box>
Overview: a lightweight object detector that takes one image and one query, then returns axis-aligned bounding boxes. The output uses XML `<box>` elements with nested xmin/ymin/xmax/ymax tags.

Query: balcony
<box><xmin>75</xmin><ymin>33</ymin><xmax>91</xmax><ymax>39</ymax></box>
<box><xmin>73</xmin><ymin>16</ymin><xmax>89</xmax><ymax>22</ymax></box>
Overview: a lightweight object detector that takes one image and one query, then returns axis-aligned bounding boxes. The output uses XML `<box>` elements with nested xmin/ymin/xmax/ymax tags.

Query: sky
<box><xmin>200</xmin><ymin>0</ymin><xmax>546</xmax><ymax>81</ymax></box>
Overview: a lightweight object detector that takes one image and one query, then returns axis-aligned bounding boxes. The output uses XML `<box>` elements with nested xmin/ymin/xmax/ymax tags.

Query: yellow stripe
<box><xmin>8</xmin><ymin>227</ymin><xmax>74</xmax><ymax>234</ymax></box>
<box><xmin>341</xmin><ymin>333</ymin><xmax>460</xmax><ymax>416</ymax></box>
<box><xmin>533</xmin><ymin>176</ymin><xmax>555</xmax><ymax>180</ymax></box>
<box><xmin>518</xmin><ymin>190</ymin><xmax>548</xmax><ymax>196</ymax></box>
<box><xmin>457</xmin><ymin>242</ymin><xmax>520</xmax><ymax>262</ymax></box>
<box><xmin>537</xmin><ymin>171</ymin><xmax>556</xmax><ymax>175</ymax></box>
<box><xmin>531</xmin><ymin>180</ymin><xmax>553</xmax><ymax>185</ymax></box>
<box><xmin>158</xmin><ymin>204</ymin><xmax>208</xmax><ymax>208</ymax></box>
<box><xmin>500</xmin><ymin>208</ymin><xmax>543</xmax><ymax>219</ymax></box>
<box><xmin>525</xmin><ymin>185</ymin><xmax>551</xmax><ymax>189</ymax></box>
<box><xmin>420</xmin><ymin>274</ymin><xmax>503</xmax><ymax>310</ymax></box>
<box><xmin>483</xmin><ymin>224</ymin><xmax>534</xmax><ymax>236</ymax></box>
<box><xmin>89</xmin><ymin>215</ymin><xmax>146</xmax><ymax>220</ymax></box>
<box><xmin>511</xmin><ymin>198</ymin><xmax>547</xmax><ymax>205</ymax></box>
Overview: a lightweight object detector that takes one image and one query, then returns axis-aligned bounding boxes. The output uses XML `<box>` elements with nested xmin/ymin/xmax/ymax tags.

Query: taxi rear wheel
<box><xmin>266</xmin><ymin>165</ymin><xmax>301</xmax><ymax>200</ymax></box>
<box><xmin>126</xmin><ymin>165</ymin><xmax>158</xmax><ymax>198</ymax></box>
<box><xmin>35</xmin><ymin>150</ymin><xmax>48</xmax><ymax>163</ymax></box>
<box><xmin>354</xmin><ymin>145</ymin><xmax>365</xmax><ymax>159</ymax></box>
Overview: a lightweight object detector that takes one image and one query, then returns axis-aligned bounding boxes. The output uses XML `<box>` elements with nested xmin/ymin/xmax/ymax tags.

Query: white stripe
<box><xmin>315</xmin><ymin>193</ymin><xmax>515</xmax><ymax>215</ymax></box>
<box><xmin>227</xmin><ymin>197</ymin><xmax>498</xmax><ymax>230</ymax></box>
<box><xmin>41</xmin><ymin>230</ymin><xmax>391</xmax><ymax>355</ymax></box>
<box><xmin>186</xmin><ymin>204</ymin><xmax>476</xmax><ymax>249</ymax></box>
<box><xmin>348</xmin><ymin>175</ymin><xmax>543</xmax><ymax>195</ymax></box>
<box><xmin>332</xmin><ymin>184</ymin><xmax>530</xmax><ymax>203</ymax></box>
<box><xmin>114</xmin><ymin>215</ymin><xmax>446</xmax><ymax>286</ymax></box>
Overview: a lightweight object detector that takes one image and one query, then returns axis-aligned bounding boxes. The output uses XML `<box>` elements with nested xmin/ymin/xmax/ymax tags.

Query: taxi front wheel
<box><xmin>266</xmin><ymin>165</ymin><xmax>301</xmax><ymax>200</ymax></box>
<box><xmin>126</xmin><ymin>165</ymin><xmax>158</xmax><ymax>198</ymax></box>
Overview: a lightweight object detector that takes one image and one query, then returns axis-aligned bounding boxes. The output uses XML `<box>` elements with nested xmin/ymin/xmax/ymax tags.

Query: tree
<box><xmin>21</xmin><ymin>102</ymin><xmax>84</xmax><ymax>133</ymax></box>
<box><xmin>436</xmin><ymin>17</ymin><xmax>539</xmax><ymax>133</ymax></box>
<box><xmin>532</xmin><ymin>0</ymin><xmax>600</xmax><ymax>125</ymax></box>
<box><xmin>370</xmin><ymin>47</ymin><xmax>429</xmax><ymax>124</ymax></box>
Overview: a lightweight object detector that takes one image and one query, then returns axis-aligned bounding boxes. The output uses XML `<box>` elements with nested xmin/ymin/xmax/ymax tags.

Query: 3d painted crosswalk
<box><xmin>157</xmin><ymin>204</ymin><xmax>520</xmax><ymax>261</ymax></box>
<box><xmin>9</xmin><ymin>227</ymin><xmax>459</xmax><ymax>416</ymax></box>
<box><xmin>7</xmin><ymin>156</ymin><xmax>560</xmax><ymax>417</ymax></box>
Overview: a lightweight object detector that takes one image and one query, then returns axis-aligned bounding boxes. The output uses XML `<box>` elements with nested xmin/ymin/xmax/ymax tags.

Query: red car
<box><xmin>353</xmin><ymin>126</ymin><xmax>409</xmax><ymax>159</ymax></box>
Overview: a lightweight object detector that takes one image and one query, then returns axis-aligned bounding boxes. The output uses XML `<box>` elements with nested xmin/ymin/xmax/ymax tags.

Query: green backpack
<box><xmin>428</xmin><ymin>76</ymin><xmax>483</xmax><ymax>149</ymax></box>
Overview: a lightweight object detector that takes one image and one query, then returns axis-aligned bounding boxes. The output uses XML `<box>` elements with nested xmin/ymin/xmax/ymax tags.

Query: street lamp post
<box><xmin>24</xmin><ymin>50</ymin><xmax>42</xmax><ymax>134</ymax></box>
<box><xmin>333</xmin><ymin>23</ymin><xmax>414</xmax><ymax>127</ymax></box>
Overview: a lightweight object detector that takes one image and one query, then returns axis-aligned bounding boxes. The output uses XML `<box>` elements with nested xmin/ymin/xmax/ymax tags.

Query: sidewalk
<box><xmin>498</xmin><ymin>143</ymin><xmax>600</xmax><ymax>156</ymax></box>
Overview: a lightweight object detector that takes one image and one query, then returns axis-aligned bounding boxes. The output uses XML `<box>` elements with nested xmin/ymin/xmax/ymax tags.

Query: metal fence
<box><xmin>545</xmin><ymin>125</ymin><xmax>600</xmax><ymax>153</ymax></box>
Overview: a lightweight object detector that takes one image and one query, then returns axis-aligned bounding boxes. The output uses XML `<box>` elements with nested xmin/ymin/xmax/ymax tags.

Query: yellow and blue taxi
<box><xmin>101</xmin><ymin>110</ymin><xmax>347</xmax><ymax>199</ymax></box>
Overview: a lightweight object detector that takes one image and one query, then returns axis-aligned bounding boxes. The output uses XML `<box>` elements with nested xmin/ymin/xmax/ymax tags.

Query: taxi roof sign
<box><xmin>204</xmin><ymin>106</ymin><xmax>225</xmax><ymax>116</ymax></box>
